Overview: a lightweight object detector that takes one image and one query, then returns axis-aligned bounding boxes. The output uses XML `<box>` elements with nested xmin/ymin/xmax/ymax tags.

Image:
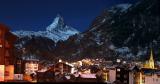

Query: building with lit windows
<box><xmin>53</xmin><ymin>60</ymin><xmax>74</xmax><ymax>75</ymax></box>
<box><xmin>116</xmin><ymin>65</ymin><xmax>130</xmax><ymax>84</ymax></box>
<box><xmin>24</xmin><ymin>59</ymin><xmax>39</xmax><ymax>75</ymax></box>
<box><xmin>0</xmin><ymin>24</ymin><xmax>17</xmax><ymax>81</ymax></box>
<box><xmin>117</xmin><ymin>49</ymin><xmax>160</xmax><ymax>84</ymax></box>
<box><xmin>137</xmin><ymin>49</ymin><xmax>160</xmax><ymax>84</ymax></box>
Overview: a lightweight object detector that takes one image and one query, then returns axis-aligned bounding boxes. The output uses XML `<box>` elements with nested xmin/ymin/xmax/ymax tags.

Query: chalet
<box><xmin>24</xmin><ymin>59</ymin><xmax>39</xmax><ymax>75</ymax></box>
<box><xmin>36</xmin><ymin>69</ymin><xmax>55</xmax><ymax>82</ymax></box>
<box><xmin>0</xmin><ymin>24</ymin><xmax>17</xmax><ymax>81</ymax></box>
<box><xmin>54</xmin><ymin>62</ymin><xmax>73</xmax><ymax>75</ymax></box>
<box><xmin>36</xmin><ymin>60</ymin><xmax>74</xmax><ymax>82</ymax></box>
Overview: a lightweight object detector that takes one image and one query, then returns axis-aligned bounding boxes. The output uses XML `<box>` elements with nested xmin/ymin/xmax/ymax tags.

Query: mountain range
<box><xmin>53</xmin><ymin>0</ymin><xmax>160</xmax><ymax>62</ymax></box>
<box><xmin>13</xmin><ymin>0</ymin><xmax>160</xmax><ymax>63</ymax></box>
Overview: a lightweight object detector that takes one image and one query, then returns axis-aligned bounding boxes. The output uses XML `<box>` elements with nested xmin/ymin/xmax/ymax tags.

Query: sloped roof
<box><xmin>80</xmin><ymin>74</ymin><xmax>96</xmax><ymax>79</ymax></box>
<box><xmin>0</xmin><ymin>23</ymin><xmax>17</xmax><ymax>42</ymax></box>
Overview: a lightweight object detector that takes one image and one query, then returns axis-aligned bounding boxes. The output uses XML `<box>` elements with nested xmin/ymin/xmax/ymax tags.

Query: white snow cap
<box><xmin>46</xmin><ymin>14</ymin><xmax>65</xmax><ymax>32</ymax></box>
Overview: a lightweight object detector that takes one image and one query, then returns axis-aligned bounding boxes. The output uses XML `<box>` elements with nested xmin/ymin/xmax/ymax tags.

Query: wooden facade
<box><xmin>54</xmin><ymin>62</ymin><xmax>72</xmax><ymax>75</ymax></box>
<box><xmin>0</xmin><ymin>24</ymin><xmax>17</xmax><ymax>65</ymax></box>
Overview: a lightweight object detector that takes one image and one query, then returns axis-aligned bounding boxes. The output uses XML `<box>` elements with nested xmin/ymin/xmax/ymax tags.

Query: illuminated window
<box><xmin>117</xmin><ymin>59</ymin><xmax>121</xmax><ymax>63</ymax></box>
<box><xmin>117</xmin><ymin>69</ymin><xmax>121</xmax><ymax>72</ymax></box>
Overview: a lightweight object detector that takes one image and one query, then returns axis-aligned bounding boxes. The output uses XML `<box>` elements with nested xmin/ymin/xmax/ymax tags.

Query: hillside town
<box><xmin>1</xmin><ymin>24</ymin><xmax>160</xmax><ymax>84</ymax></box>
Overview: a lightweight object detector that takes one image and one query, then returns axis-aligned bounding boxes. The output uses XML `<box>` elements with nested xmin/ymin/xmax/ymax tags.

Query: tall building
<box><xmin>116</xmin><ymin>66</ymin><xmax>130</xmax><ymax>84</ymax></box>
<box><xmin>0</xmin><ymin>24</ymin><xmax>17</xmax><ymax>81</ymax></box>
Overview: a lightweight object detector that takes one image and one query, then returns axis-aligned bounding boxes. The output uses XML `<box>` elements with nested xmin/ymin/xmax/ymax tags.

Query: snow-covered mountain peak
<box><xmin>13</xmin><ymin>14</ymin><xmax>80</xmax><ymax>42</ymax></box>
<box><xmin>46</xmin><ymin>14</ymin><xmax>65</xmax><ymax>32</ymax></box>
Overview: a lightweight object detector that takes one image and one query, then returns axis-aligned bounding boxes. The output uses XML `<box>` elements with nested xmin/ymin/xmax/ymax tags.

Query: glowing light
<box><xmin>5</xmin><ymin>65</ymin><xmax>14</xmax><ymax>80</ymax></box>
<box><xmin>0</xmin><ymin>45</ymin><xmax>2</xmax><ymax>48</ymax></box>
<box><xmin>78</xmin><ymin>61</ymin><xmax>82</xmax><ymax>66</ymax></box>
<box><xmin>117</xmin><ymin>69</ymin><xmax>121</xmax><ymax>72</ymax></box>
<box><xmin>71</xmin><ymin>68</ymin><xmax>75</xmax><ymax>74</ymax></box>
<box><xmin>123</xmin><ymin>61</ymin><xmax>126</xmax><ymax>64</ymax></box>
<box><xmin>66</xmin><ymin>62</ymin><xmax>69</xmax><ymax>65</ymax></box>
<box><xmin>117</xmin><ymin>59</ymin><xmax>121</xmax><ymax>63</ymax></box>
<box><xmin>59</xmin><ymin>59</ymin><xmax>62</xmax><ymax>62</ymax></box>
<box><xmin>139</xmin><ymin>72</ymin><xmax>143</xmax><ymax>84</ymax></box>
<box><xmin>72</xmin><ymin>63</ymin><xmax>76</xmax><ymax>65</ymax></box>
<box><xmin>0</xmin><ymin>65</ymin><xmax>5</xmax><ymax>81</ymax></box>
<box><xmin>25</xmin><ymin>62</ymin><xmax>38</xmax><ymax>75</ymax></box>
<box><xmin>103</xmin><ymin>72</ymin><xmax>108</xmax><ymax>81</ymax></box>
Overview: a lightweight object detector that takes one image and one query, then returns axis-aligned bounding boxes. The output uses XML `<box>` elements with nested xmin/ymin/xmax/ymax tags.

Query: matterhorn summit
<box><xmin>13</xmin><ymin>14</ymin><xmax>79</xmax><ymax>42</ymax></box>
<box><xmin>46</xmin><ymin>14</ymin><xmax>65</xmax><ymax>32</ymax></box>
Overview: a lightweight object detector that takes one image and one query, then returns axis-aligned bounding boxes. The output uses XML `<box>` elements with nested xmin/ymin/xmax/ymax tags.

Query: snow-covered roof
<box><xmin>65</xmin><ymin>76</ymin><xmax>71</xmax><ymax>79</ymax></box>
<box><xmin>80</xmin><ymin>74</ymin><xmax>96</xmax><ymax>79</ymax></box>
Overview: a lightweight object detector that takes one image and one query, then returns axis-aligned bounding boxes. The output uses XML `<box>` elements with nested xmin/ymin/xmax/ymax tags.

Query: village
<box><xmin>1</xmin><ymin>24</ymin><xmax>160</xmax><ymax>84</ymax></box>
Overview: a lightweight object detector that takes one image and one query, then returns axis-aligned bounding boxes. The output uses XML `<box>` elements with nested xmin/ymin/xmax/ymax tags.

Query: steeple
<box><xmin>149</xmin><ymin>49</ymin><xmax>154</xmax><ymax>62</ymax></box>
<box><xmin>148</xmin><ymin>49</ymin><xmax>155</xmax><ymax>69</ymax></box>
<box><xmin>143</xmin><ymin>49</ymin><xmax>155</xmax><ymax>69</ymax></box>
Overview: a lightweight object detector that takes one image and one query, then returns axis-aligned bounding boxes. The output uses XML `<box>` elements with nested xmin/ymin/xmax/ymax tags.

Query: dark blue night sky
<box><xmin>0</xmin><ymin>0</ymin><xmax>138</xmax><ymax>32</ymax></box>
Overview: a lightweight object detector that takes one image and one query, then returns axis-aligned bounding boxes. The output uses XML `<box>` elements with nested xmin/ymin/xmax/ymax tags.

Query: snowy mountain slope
<box><xmin>53</xmin><ymin>0</ymin><xmax>160</xmax><ymax>61</ymax></box>
<box><xmin>14</xmin><ymin>0</ymin><xmax>160</xmax><ymax>62</ymax></box>
<box><xmin>108</xmin><ymin>3</ymin><xmax>132</xmax><ymax>13</ymax></box>
<box><xmin>13</xmin><ymin>15</ymin><xmax>79</xmax><ymax>42</ymax></box>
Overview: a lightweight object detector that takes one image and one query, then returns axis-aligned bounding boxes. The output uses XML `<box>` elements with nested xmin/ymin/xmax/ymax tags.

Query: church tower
<box><xmin>143</xmin><ymin>49</ymin><xmax>155</xmax><ymax>69</ymax></box>
<box><xmin>148</xmin><ymin>49</ymin><xmax>155</xmax><ymax>69</ymax></box>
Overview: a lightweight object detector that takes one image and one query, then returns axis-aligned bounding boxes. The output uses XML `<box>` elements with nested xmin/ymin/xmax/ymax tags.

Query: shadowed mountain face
<box><xmin>14</xmin><ymin>36</ymin><xmax>57</xmax><ymax>63</ymax></box>
<box><xmin>14</xmin><ymin>0</ymin><xmax>160</xmax><ymax>62</ymax></box>
<box><xmin>54</xmin><ymin>0</ymin><xmax>160</xmax><ymax>61</ymax></box>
